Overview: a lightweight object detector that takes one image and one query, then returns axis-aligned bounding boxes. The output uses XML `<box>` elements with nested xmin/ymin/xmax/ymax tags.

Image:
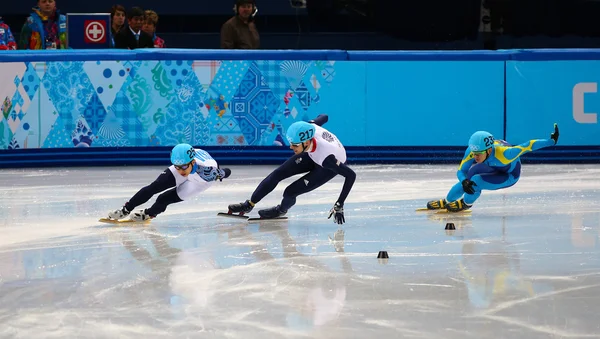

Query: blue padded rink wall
<box><xmin>0</xmin><ymin>49</ymin><xmax>600</xmax><ymax>338</ymax></box>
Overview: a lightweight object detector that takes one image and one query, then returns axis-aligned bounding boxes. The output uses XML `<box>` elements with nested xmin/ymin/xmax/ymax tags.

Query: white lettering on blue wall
<box><xmin>573</xmin><ymin>82</ymin><xmax>598</xmax><ymax>124</ymax></box>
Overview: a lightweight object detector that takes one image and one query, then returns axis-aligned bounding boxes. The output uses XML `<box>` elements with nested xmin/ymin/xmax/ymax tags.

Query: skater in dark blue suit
<box><xmin>227</xmin><ymin>114</ymin><xmax>356</xmax><ymax>224</ymax></box>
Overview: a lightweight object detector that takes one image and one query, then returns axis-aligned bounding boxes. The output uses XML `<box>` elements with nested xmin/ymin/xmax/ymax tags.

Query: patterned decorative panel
<box><xmin>0</xmin><ymin>59</ymin><xmax>339</xmax><ymax>149</ymax></box>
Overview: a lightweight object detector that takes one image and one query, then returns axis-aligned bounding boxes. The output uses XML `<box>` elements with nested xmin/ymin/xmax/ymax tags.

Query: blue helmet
<box><xmin>170</xmin><ymin>143</ymin><xmax>196</xmax><ymax>165</ymax></box>
<box><xmin>468</xmin><ymin>131</ymin><xmax>495</xmax><ymax>152</ymax></box>
<box><xmin>286</xmin><ymin>121</ymin><xmax>316</xmax><ymax>144</ymax></box>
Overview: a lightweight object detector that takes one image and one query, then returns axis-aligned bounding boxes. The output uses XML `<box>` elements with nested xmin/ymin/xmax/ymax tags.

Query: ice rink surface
<box><xmin>1</xmin><ymin>164</ymin><xmax>599</xmax><ymax>338</ymax></box>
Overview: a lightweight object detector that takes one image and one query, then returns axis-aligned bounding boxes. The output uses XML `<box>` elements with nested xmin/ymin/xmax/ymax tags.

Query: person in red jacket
<box><xmin>0</xmin><ymin>17</ymin><xmax>17</xmax><ymax>50</ymax></box>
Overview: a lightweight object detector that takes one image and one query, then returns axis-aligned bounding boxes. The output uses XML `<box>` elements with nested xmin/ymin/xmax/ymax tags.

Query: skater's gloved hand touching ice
<box><xmin>328</xmin><ymin>202</ymin><xmax>345</xmax><ymax>224</ymax></box>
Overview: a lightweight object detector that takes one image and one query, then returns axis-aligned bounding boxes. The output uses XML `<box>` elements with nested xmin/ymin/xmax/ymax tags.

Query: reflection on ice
<box><xmin>0</xmin><ymin>165</ymin><xmax>599</xmax><ymax>338</ymax></box>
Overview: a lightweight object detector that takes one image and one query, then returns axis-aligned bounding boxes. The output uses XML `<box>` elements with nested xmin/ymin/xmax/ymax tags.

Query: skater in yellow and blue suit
<box><xmin>426</xmin><ymin>124</ymin><xmax>560</xmax><ymax>213</ymax></box>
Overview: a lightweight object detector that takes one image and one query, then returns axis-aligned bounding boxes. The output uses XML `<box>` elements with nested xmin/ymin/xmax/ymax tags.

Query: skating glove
<box><xmin>217</xmin><ymin>167</ymin><xmax>231</xmax><ymax>181</ymax></box>
<box><xmin>198</xmin><ymin>166</ymin><xmax>227</xmax><ymax>182</ymax></box>
<box><xmin>328</xmin><ymin>202</ymin><xmax>345</xmax><ymax>224</ymax></box>
<box><xmin>550</xmin><ymin>123</ymin><xmax>559</xmax><ymax>145</ymax></box>
<box><xmin>461</xmin><ymin>179</ymin><xmax>477</xmax><ymax>195</ymax></box>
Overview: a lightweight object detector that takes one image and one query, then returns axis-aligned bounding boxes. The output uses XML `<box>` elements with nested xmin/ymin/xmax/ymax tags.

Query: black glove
<box><xmin>214</xmin><ymin>168</ymin><xmax>228</xmax><ymax>181</ymax></box>
<box><xmin>219</xmin><ymin>167</ymin><xmax>232</xmax><ymax>180</ymax></box>
<box><xmin>550</xmin><ymin>123</ymin><xmax>559</xmax><ymax>145</ymax></box>
<box><xmin>461</xmin><ymin>179</ymin><xmax>477</xmax><ymax>195</ymax></box>
<box><xmin>328</xmin><ymin>202</ymin><xmax>345</xmax><ymax>224</ymax></box>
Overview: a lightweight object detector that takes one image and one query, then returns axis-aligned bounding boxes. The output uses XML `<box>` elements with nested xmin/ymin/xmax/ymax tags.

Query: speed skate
<box><xmin>98</xmin><ymin>218</ymin><xmax>151</xmax><ymax>225</ymax></box>
<box><xmin>415</xmin><ymin>208</ymin><xmax>472</xmax><ymax>215</ymax></box>
<box><xmin>217</xmin><ymin>212</ymin><xmax>288</xmax><ymax>222</ymax></box>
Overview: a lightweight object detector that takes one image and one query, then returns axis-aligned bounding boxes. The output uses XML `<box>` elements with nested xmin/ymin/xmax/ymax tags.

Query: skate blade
<box><xmin>247</xmin><ymin>216</ymin><xmax>288</xmax><ymax>223</ymax></box>
<box><xmin>217</xmin><ymin>212</ymin><xmax>249</xmax><ymax>220</ymax></box>
<box><xmin>415</xmin><ymin>208</ymin><xmax>471</xmax><ymax>214</ymax></box>
<box><xmin>98</xmin><ymin>218</ymin><xmax>151</xmax><ymax>225</ymax></box>
<box><xmin>435</xmin><ymin>210</ymin><xmax>472</xmax><ymax>215</ymax></box>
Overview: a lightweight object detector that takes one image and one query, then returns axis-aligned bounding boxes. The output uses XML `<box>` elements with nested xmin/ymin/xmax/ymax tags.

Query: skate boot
<box><xmin>445</xmin><ymin>198</ymin><xmax>472</xmax><ymax>213</ymax></box>
<box><xmin>129</xmin><ymin>209</ymin><xmax>154</xmax><ymax>221</ymax></box>
<box><xmin>227</xmin><ymin>200</ymin><xmax>255</xmax><ymax>216</ymax></box>
<box><xmin>108</xmin><ymin>206</ymin><xmax>130</xmax><ymax>220</ymax></box>
<box><xmin>258</xmin><ymin>205</ymin><xmax>287</xmax><ymax>219</ymax></box>
<box><xmin>426</xmin><ymin>199</ymin><xmax>448</xmax><ymax>210</ymax></box>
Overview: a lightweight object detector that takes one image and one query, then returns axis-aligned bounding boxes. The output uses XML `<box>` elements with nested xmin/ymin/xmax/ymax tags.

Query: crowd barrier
<box><xmin>0</xmin><ymin>49</ymin><xmax>598</xmax><ymax>167</ymax></box>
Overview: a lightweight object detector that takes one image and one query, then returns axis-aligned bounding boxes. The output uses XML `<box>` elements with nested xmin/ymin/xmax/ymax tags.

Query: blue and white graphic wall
<box><xmin>0</xmin><ymin>49</ymin><xmax>598</xmax><ymax>165</ymax></box>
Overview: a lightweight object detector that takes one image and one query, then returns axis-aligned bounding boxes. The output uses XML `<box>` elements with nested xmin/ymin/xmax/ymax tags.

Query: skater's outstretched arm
<box><xmin>309</xmin><ymin>114</ymin><xmax>329</xmax><ymax>127</ymax></box>
<box><xmin>322</xmin><ymin>155</ymin><xmax>356</xmax><ymax>206</ymax></box>
<box><xmin>322</xmin><ymin>155</ymin><xmax>356</xmax><ymax>224</ymax></box>
<box><xmin>495</xmin><ymin>139</ymin><xmax>553</xmax><ymax>164</ymax></box>
<box><xmin>495</xmin><ymin>124</ymin><xmax>559</xmax><ymax>164</ymax></box>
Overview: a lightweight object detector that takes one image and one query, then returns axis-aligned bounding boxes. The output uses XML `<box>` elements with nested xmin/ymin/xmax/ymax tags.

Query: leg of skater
<box><xmin>257</xmin><ymin>166</ymin><xmax>337</xmax><ymax>218</ymax></box>
<box><xmin>228</xmin><ymin>152</ymin><xmax>315</xmax><ymax>215</ymax></box>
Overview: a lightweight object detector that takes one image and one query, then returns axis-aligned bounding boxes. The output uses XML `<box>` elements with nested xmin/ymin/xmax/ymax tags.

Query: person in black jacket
<box><xmin>221</xmin><ymin>0</ymin><xmax>260</xmax><ymax>49</ymax></box>
<box><xmin>114</xmin><ymin>7</ymin><xmax>153</xmax><ymax>49</ymax></box>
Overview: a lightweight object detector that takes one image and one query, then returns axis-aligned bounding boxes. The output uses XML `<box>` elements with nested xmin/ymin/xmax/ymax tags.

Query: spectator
<box><xmin>143</xmin><ymin>10</ymin><xmax>165</xmax><ymax>48</ymax></box>
<box><xmin>0</xmin><ymin>17</ymin><xmax>17</xmax><ymax>50</ymax></box>
<box><xmin>220</xmin><ymin>0</ymin><xmax>260</xmax><ymax>49</ymax></box>
<box><xmin>110</xmin><ymin>4</ymin><xmax>126</xmax><ymax>47</ymax></box>
<box><xmin>19</xmin><ymin>0</ymin><xmax>67</xmax><ymax>50</ymax></box>
<box><xmin>114</xmin><ymin>7</ymin><xmax>153</xmax><ymax>49</ymax></box>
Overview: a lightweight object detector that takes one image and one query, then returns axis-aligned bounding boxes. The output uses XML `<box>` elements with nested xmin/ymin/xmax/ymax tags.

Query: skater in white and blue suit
<box><xmin>427</xmin><ymin>124</ymin><xmax>560</xmax><ymax>212</ymax></box>
<box><xmin>107</xmin><ymin>143</ymin><xmax>231</xmax><ymax>221</ymax></box>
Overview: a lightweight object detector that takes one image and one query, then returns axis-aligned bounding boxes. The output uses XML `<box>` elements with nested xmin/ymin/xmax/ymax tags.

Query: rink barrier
<box><xmin>0</xmin><ymin>48</ymin><xmax>599</xmax><ymax>167</ymax></box>
<box><xmin>0</xmin><ymin>146</ymin><xmax>598</xmax><ymax>168</ymax></box>
<box><xmin>5</xmin><ymin>48</ymin><xmax>600</xmax><ymax>62</ymax></box>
